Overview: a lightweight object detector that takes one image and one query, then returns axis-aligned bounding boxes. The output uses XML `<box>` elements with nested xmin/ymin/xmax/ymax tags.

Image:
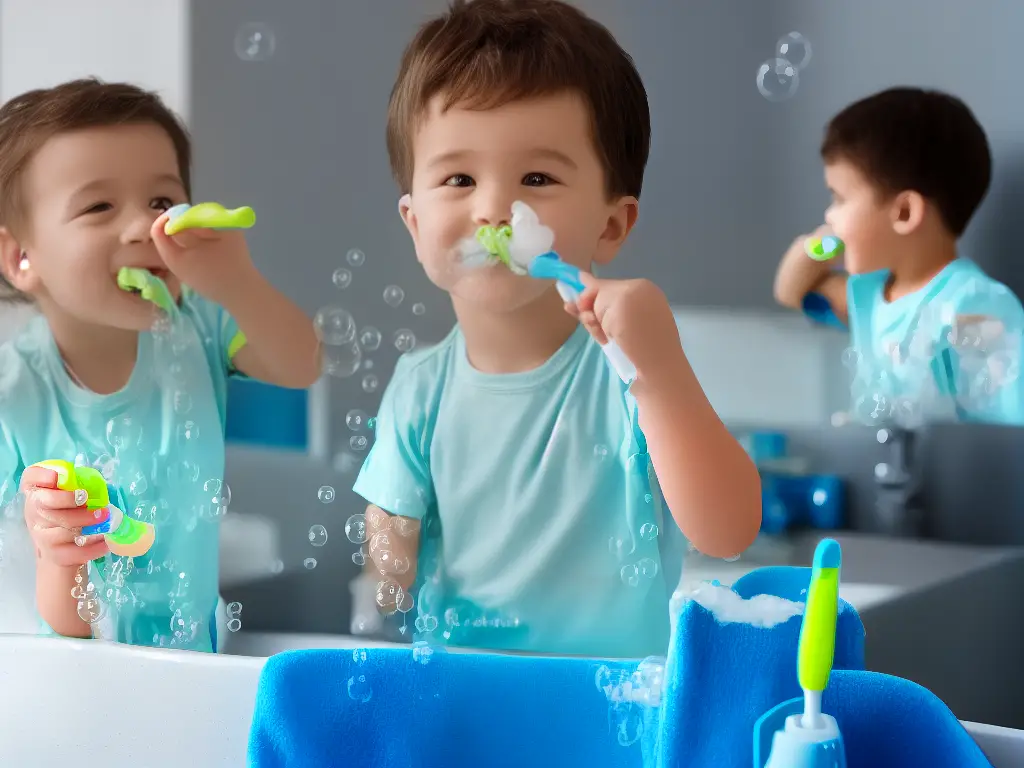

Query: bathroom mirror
<box><xmin>0</xmin><ymin>0</ymin><xmax>1022</xmax><ymax>727</ymax></box>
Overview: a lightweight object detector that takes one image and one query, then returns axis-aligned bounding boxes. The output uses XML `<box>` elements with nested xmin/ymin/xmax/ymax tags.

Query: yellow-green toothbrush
<box><xmin>163</xmin><ymin>202</ymin><xmax>256</xmax><ymax>236</ymax></box>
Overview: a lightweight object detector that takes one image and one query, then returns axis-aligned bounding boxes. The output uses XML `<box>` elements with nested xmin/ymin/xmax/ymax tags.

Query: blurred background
<box><xmin>1</xmin><ymin>0</ymin><xmax>1023</xmax><ymax>727</ymax></box>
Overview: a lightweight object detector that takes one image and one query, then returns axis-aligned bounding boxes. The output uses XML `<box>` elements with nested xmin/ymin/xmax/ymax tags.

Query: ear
<box><xmin>890</xmin><ymin>190</ymin><xmax>926</xmax><ymax>236</ymax></box>
<box><xmin>593</xmin><ymin>196</ymin><xmax>639</xmax><ymax>266</ymax></box>
<box><xmin>0</xmin><ymin>227</ymin><xmax>36</xmax><ymax>294</ymax></box>
<box><xmin>398</xmin><ymin>193</ymin><xmax>418</xmax><ymax>240</ymax></box>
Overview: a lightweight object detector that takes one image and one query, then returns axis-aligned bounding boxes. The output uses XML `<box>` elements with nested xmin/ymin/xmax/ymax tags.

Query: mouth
<box><xmin>116</xmin><ymin>267</ymin><xmax>176</xmax><ymax>314</ymax></box>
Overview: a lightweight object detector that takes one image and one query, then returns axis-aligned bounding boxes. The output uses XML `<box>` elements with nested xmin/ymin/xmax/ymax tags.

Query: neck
<box><xmin>42</xmin><ymin>303</ymin><xmax>139</xmax><ymax>394</ymax></box>
<box><xmin>887</xmin><ymin>233</ymin><xmax>957</xmax><ymax>301</ymax></box>
<box><xmin>452</xmin><ymin>288</ymin><xmax>579</xmax><ymax>374</ymax></box>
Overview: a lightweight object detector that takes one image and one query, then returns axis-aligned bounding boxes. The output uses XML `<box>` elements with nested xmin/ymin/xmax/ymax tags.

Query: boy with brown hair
<box><xmin>0</xmin><ymin>78</ymin><xmax>319</xmax><ymax>650</ymax></box>
<box><xmin>775</xmin><ymin>87</ymin><xmax>1024</xmax><ymax>425</ymax></box>
<box><xmin>354</xmin><ymin>0</ymin><xmax>761</xmax><ymax>657</ymax></box>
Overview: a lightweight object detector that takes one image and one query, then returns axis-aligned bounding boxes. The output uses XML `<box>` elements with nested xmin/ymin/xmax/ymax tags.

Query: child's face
<box><xmin>13</xmin><ymin>122</ymin><xmax>188</xmax><ymax>330</ymax></box>
<box><xmin>400</xmin><ymin>91</ymin><xmax>637</xmax><ymax>312</ymax></box>
<box><xmin>824</xmin><ymin>160</ymin><xmax>897</xmax><ymax>275</ymax></box>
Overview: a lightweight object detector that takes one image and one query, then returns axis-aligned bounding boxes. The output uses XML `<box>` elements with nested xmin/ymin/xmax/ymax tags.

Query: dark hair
<box><xmin>0</xmin><ymin>78</ymin><xmax>192</xmax><ymax>302</ymax></box>
<box><xmin>821</xmin><ymin>87</ymin><xmax>991</xmax><ymax>237</ymax></box>
<box><xmin>386</xmin><ymin>0</ymin><xmax>650</xmax><ymax>199</ymax></box>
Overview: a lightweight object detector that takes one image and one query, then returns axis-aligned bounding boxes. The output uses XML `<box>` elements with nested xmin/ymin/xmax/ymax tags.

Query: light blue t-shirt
<box><xmin>0</xmin><ymin>288</ymin><xmax>244</xmax><ymax>652</ymax></box>
<box><xmin>353</xmin><ymin>324</ymin><xmax>680</xmax><ymax>658</ymax></box>
<box><xmin>806</xmin><ymin>259</ymin><xmax>1024</xmax><ymax>425</ymax></box>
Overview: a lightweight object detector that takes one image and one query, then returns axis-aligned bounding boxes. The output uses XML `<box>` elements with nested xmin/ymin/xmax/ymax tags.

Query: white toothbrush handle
<box><xmin>556</xmin><ymin>282</ymin><xmax>637</xmax><ymax>385</ymax></box>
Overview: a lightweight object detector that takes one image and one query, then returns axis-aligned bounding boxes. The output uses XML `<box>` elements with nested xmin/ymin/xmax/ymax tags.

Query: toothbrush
<box><xmin>468</xmin><ymin>201</ymin><xmax>638</xmax><ymax>384</ymax></box>
<box><xmin>753</xmin><ymin>537</ymin><xmax>847</xmax><ymax>768</ymax></box>
<box><xmin>31</xmin><ymin>460</ymin><xmax>156</xmax><ymax>558</ymax></box>
<box><xmin>804</xmin><ymin>235</ymin><xmax>844</xmax><ymax>262</ymax></box>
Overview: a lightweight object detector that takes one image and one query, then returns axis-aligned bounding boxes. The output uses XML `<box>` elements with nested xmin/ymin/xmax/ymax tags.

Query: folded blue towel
<box><xmin>247</xmin><ymin>565</ymin><xmax>994</xmax><ymax>768</ymax></box>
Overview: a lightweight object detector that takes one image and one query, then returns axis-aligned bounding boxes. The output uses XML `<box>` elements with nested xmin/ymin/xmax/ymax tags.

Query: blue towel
<box><xmin>248</xmin><ymin>565</ymin><xmax>994</xmax><ymax>768</ymax></box>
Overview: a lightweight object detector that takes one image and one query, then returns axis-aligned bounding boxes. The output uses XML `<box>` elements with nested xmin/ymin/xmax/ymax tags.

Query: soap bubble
<box><xmin>615</xmin><ymin>705</ymin><xmax>644</xmax><ymax>746</ymax></box>
<box><xmin>362</xmin><ymin>374</ymin><xmax>379</xmax><ymax>393</ymax></box>
<box><xmin>303</xmin><ymin>557</ymin><xmax>317</xmax><ymax>569</ymax></box>
<box><xmin>202</xmin><ymin>478</ymin><xmax>231</xmax><ymax>518</ymax></box>
<box><xmin>332</xmin><ymin>268</ymin><xmax>352</xmax><ymax>289</ymax></box>
<box><xmin>106</xmin><ymin>415</ymin><xmax>141</xmax><ymax>451</ymax></box>
<box><xmin>412</xmin><ymin>303</ymin><xmax>426</xmax><ymax>316</ymax></box>
<box><xmin>350</xmin><ymin>435</ymin><xmax>368</xmax><ymax>451</ymax></box>
<box><xmin>411</xmin><ymin>641</ymin><xmax>436</xmax><ymax>665</ymax></box>
<box><xmin>345</xmin><ymin>513</ymin><xmax>368</xmax><ymax>544</ymax></box>
<box><xmin>347</xmin><ymin>674</ymin><xmax>372</xmax><ymax>703</ymax></box>
<box><xmin>637</xmin><ymin>558</ymin><xmax>659</xmax><ymax>578</ymax></box>
<box><xmin>177</xmin><ymin>420</ymin><xmax>200</xmax><ymax>444</ymax></box>
<box><xmin>173</xmin><ymin>391</ymin><xmax>193</xmax><ymax>415</ymax></box>
<box><xmin>594</xmin><ymin>444</ymin><xmax>609</xmax><ymax>460</ymax></box>
<box><xmin>776</xmin><ymin>31</ymin><xmax>812</xmax><ymax>70</ymax></box>
<box><xmin>359</xmin><ymin>327</ymin><xmax>382</xmax><ymax>351</ymax></box>
<box><xmin>346</xmin><ymin>409</ymin><xmax>368</xmax><ymax>431</ymax></box>
<box><xmin>308</xmin><ymin>525</ymin><xmax>328</xmax><ymax>547</ymax></box>
<box><xmin>756</xmin><ymin>58</ymin><xmax>799</xmax><ymax>101</ymax></box>
<box><xmin>620</xmin><ymin>564</ymin><xmax>640</xmax><ymax>587</ymax></box>
<box><xmin>314</xmin><ymin>306</ymin><xmax>356</xmax><ymax>345</ymax></box>
<box><xmin>639</xmin><ymin>522</ymin><xmax>658</xmax><ymax>541</ymax></box>
<box><xmin>383</xmin><ymin>285</ymin><xmax>405</xmax><ymax>307</ymax></box>
<box><xmin>363</xmin><ymin>359</ymin><xmax>374</xmax><ymax>370</ymax></box>
<box><xmin>346</xmin><ymin>248</ymin><xmax>366</xmax><ymax>267</ymax></box>
<box><xmin>227</xmin><ymin>618</ymin><xmax>242</xmax><ymax>632</ymax></box>
<box><xmin>234</xmin><ymin>22</ymin><xmax>276</xmax><ymax>62</ymax></box>
<box><xmin>393</xmin><ymin>329</ymin><xmax>417</xmax><ymax>353</ymax></box>
<box><xmin>853</xmin><ymin>392</ymin><xmax>892</xmax><ymax>425</ymax></box>
<box><xmin>318</xmin><ymin>485</ymin><xmax>336</xmax><ymax>503</ymax></box>
<box><xmin>322</xmin><ymin>340</ymin><xmax>361</xmax><ymax>378</ymax></box>
<box><xmin>226</xmin><ymin>601</ymin><xmax>242</xmax><ymax>618</ymax></box>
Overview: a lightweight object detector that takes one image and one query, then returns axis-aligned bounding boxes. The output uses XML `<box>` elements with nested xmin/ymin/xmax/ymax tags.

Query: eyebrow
<box><xmin>69</xmin><ymin>173</ymin><xmax>184</xmax><ymax>200</ymax></box>
<box><xmin>424</xmin><ymin>147</ymin><xmax>578</xmax><ymax>170</ymax></box>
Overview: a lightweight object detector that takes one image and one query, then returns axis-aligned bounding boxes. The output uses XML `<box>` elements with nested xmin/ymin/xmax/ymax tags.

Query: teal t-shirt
<box><xmin>353</xmin><ymin>324</ymin><xmax>680</xmax><ymax>658</ymax></box>
<box><xmin>0</xmin><ymin>288</ymin><xmax>243</xmax><ymax>652</ymax></box>
<box><xmin>846</xmin><ymin>258</ymin><xmax>1024</xmax><ymax>425</ymax></box>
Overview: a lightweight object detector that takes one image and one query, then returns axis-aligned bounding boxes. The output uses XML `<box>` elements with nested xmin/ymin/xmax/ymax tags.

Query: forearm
<box><xmin>223</xmin><ymin>267</ymin><xmax>320</xmax><ymax>389</ymax></box>
<box><xmin>632</xmin><ymin>354</ymin><xmax>762</xmax><ymax>558</ymax></box>
<box><xmin>365</xmin><ymin>505</ymin><xmax>420</xmax><ymax>593</ymax></box>
<box><xmin>36</xmin><ymin>561</ymin><xmax>91</xmax><ymax>638</ymax></box>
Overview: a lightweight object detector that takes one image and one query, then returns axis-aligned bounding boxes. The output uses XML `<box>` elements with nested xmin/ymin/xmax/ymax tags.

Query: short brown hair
<box><xmin>821</xmin><ymin>87</ymin><xmax>991</xmax><ymax>237</ymax></box>
<box><xmin>386</xmin><ymin>0</ymin><xmax>650</xmax><ymax>199</ymax></box>
<box><xmin>0</xmin><ymin>78</ymin><xmax>192</xmax><ymax>302</ymax></box>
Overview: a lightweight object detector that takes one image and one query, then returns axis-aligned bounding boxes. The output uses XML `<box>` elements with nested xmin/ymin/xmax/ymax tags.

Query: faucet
<box><xmin>872</xmin><ymin>426</ymin><xmax>926</xmax><ymax>537</ymax></box>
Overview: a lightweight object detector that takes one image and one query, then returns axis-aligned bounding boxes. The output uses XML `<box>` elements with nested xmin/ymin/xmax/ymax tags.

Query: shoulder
<box><xmin>846</xmin><ymin>269</ymin><xmax>889</xmax><ymax>313</ymax></box>
<box><xmin>942</xmin><ymin>261</ymin><xmax>1022</xmax><ymax>316</ymax></box>
<box><xmin>0</xmin><ymin>317</ymin><xmax>52</xmax><ymax>407</ymax></box>
<box><xmin>376</xmin><ymin>326</ymin><xmax>460</xmax><ymax>421</ymax></box>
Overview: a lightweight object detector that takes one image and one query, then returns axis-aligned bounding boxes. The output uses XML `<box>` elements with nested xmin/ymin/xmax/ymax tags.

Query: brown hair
<box><xmin>0</xmin><ymin>78</ymin><xmax>192</xmax><ymax>302</ymax></box>
<box><xmin>386</xmin><ymin>0</ymin><xmax>650</xmax><ymax>199</ymax></box>
<box><xmin>821</xmin><ymin>87</ymin><xmax>991</xmax><ymax>237</ymax></box>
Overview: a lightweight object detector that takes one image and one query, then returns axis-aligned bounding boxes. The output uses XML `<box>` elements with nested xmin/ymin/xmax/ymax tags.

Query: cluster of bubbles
<box><xmin>756</xmin><ymin>32</ymin><xmax>811</xmax><ymax>102</ymax></box>
<box><xmin>594</xmin><ymin>657</ymin><xmax>666</xmax><ymax>747</ymax></box>
<box><xmin>609</xmin><ymin>510</ymin><xmax>662</xmax><ymax>588</ymax></box>
<box><xmin>313</xmin><ymin>247</ymin><xmax>424</xmax><ymax>384</ymax></box>
<box><xmin>226</xmin><ymin>601</ymin><xmax>243</xmax><ymax>632</ymax></box>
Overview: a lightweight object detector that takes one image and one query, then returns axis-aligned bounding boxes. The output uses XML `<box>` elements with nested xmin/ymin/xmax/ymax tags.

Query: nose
<box><xmin>471</xmin><ymin>184</ymin><xmax>512</xmax><ymax>228</ymax></box>
<box><xmin>121</xmin><ymin>207</ymin><xmax>156</xmax><ymax>244</ymax></box>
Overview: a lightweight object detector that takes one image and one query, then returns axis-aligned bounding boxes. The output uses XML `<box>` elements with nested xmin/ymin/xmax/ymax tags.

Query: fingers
<box><xmin>579</xmin><ymin>309</ymin><xmax>609</xmax><ymax>345</ymax></box>
<box><xmin>34</xmin><ymin>528</ymin><xmax>109</xmax><ymax>567</ymax></box>
<box><xmin>25</xmin><ymin>493</ymin><xmax>106</xmax><ymax>531</ymax></box>
<box><xmin>20</xmin><ymin>466</ymin><xmax>59</xmax><ymax>491</ymax></box>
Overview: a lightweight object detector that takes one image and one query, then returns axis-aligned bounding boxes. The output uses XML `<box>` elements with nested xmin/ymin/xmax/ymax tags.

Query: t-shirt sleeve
<box><xmin>352</xmin><ymin>356</ymin><xmax>435</xmax><ymax>520</ymax></box>
<box><xmin>0</xmin><ymin>421</ymin><xmax>22</xmax><ymax>511</ymax></box>
<box><xmin>801</xmin><ymin>290</ymin><xmax>846</xmax><ymax>329</ymax></box>
<box><xmin>179</xmin><ymin>288</ymin><xmax>248</xmax><ymax>378</ymax></box>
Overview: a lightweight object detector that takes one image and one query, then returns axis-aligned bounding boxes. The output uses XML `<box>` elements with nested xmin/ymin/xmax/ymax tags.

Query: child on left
<box><xmin>0</xmin><ymin>78</ymin><xmax>319</xmax><ymax>650</ymax></box>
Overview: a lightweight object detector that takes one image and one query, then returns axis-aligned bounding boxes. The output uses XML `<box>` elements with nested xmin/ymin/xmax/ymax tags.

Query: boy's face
<box><xmin>400</xmin><ymin>91</ymin><xmax>637</xmax><ymax>312</ymax></box>
<box><xmin>824</xmin><ymin>159</ymin><xmax>898</xmax><ymax>275</ymax></box>
<box><xmin>8</xmin><ymin>122</ymin><xmax>188</xmax><ymax>330</ymax></box>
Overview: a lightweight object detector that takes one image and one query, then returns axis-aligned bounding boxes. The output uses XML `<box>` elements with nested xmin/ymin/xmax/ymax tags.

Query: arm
<box><xmin>220</xmin><ymin>267</ymin><xmax>321</xmax><ymax>389</ymax></box>
<box><xmin>773</xmin><ymin>231</ymin><xmax>849</xmax><ymax>325</ymax></box>
<box><xmin>365</xmin><ymin>504</ymin><xmax>420</xmax><ymax>595</ymax></box>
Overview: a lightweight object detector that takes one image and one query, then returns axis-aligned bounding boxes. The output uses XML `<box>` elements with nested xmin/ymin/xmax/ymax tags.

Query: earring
<box><xmin>17</xmin><ymin>251</ymin><xmax>28</xmax><ymax>271</ymax></box>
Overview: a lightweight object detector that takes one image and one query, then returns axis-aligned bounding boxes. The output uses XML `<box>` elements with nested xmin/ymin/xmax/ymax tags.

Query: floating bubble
<box><xmin>347</xmin><ymin>674</ymin><xmax>372</xmax><ymax>703</ymax></box>
<box><xmin>615</xmin><ymin>705</ymin><xmax>644</xmax><ymax>746</ymax></box>
<box><xmin>308</xmin><ymin>525</ymin><xmax>328</xmax><ymax>547</ymax></box>
<box><xmin>177</xmin><ymin>420</ymin><xmax>200</xmax><ymax>444</ymax></box>
<box><xmin>383</xmin><ymin>285</ymin><xmax>405</xmax><ymax>307</ymax></box>
<box><xmin>106</xmin><ymin>415</ymin><xmax>141</xmax><ymax>451</ymax></box>
<box><xmin>303</xmin><ymin>557</ymin><xmax>317</xmax><ymax>569</ymax></box>
<box><xmin>412</xmin><ymin>303</ymin><xmax>426</xmax><ymax>316</ymax></box>
<box><xmin>322</xmin><ymin>340</ymin><xmax>361</xmax><ymax>378</ymax></box>
<box><xmin>202</xmin><ymin>478</ymin><xmax>231</xmax><ymax>517</ymax></box>
<box><xmin>332</xmin><ymin>268</ymin><xmax>352</xmax><ymax>289</ymax></box>
<box><xmin>411</xmin><ymin>641</ymin><xmax>435</xmax><ymax>664</ymax></box>
<box><xmin>352</xmin><ymin>549</ymin><xmax>367</xmax><ymax>566</ymax></box>
<box><xmin>594</xmin><ymin>444</ymin><xmax>609</xmax><ymax>460</ymax></box>
<box><xmin>639</xmin><ymin>522</ymin><xmax>658</xmax><ymax>541</ymax></box>
<box><xmin>318</xmin><ymin>485</ymin><xmax>336</xmax><ymax>503</ymax></box>
<box><xmin>226</xmin><ymin>601</ymin><xmax>243</xmax><ymax>618</ymax></box>
<box><xmin>644</xmin><ymin>492</ymin><xmax>653</xmax><ymax>504</ymax></box>
<box><xmin>346</xmin><ymin>248</ymin><xmax>366</xmax><ymax>267</ymax></box>
<box><xmin>776</xmin><ymin>31</ymin><xmax>812</xmax><ymax>70</ymax></box>
<box><xmin>234</xmin><ymin>22</ymin><xmax>276</xmax><ymax>62</ymax></box>
<box><xmin>345</xmin><ymin>513</ymin><xmax>369</xmax><ymax>544</ymax></box>
<box><xmin>227</xmin><ymin>618</ymin><xmax>242</xmax><ymax>632</ymax></box>
<box><xmin>363</xmin><ymin>359</ymin><xmax>374</xmax><ymax>370</ymax></box>
<box><xmin>362</xmin><ymin>374</ymin><xmax>379</xmax><ymax>393</ymax></box>
<box><xmin>346</xmin><ymin>410</ymin><xmax>368</xmax><ymax>431</ymax></box>
<box><xmin>350</xmin><ymin>435</ymin><xmax>369</xmax><ymax>451</ymax></box>
<box><xmin>393</xmin><ymin>329</ymin><xmax>417</xmax><ymax>353</ymax></box>
<box><xmin>314</xmin><ymin>306</ymin><xmax>356</xmax><ymax>345</ymax></box>
<box><xmin>756</xmin><ymin>58</ymin><xmax>799</xmax><ymax>102</ymax></box>
<box><xmin>620</xmin><ymin>563</ymin><xmax>640</xmax><ymax>587</ymax></box>
<box><xmin>359</xmin><ymin>327</ymin><xmax>382</xmax><ymax>351</ymax></box>
<box><xmin>174</xmin><ymin>391</ymin><xmax>193</xmax><ymax>415</ymax></box>
<box><xmin>853</xmin><ymin>393</ymin><xmax>892</xmax><ymax>425</ymax></box>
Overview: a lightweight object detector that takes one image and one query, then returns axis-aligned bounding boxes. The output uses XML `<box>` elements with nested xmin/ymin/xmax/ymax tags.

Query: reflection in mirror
<box><xmin>1</xmin><ymin>3</ymin><xmax>1024</xmax><ymax>763</ymax></box>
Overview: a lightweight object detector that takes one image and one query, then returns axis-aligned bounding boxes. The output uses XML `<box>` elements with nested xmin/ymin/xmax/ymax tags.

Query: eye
<box><xmin>83</xmin><ymin>202</ymin><xmax>113</xmax><ymax>214</ymax></box>
<box><xmin>522</xmin><ymin>173</ymin><xmax>554</xmax><ymax>187</ymax></box>
<box><xmin>151</xmin><ymin>197</ymin><xmax>175</xmax><ymax>211</ymax></box>
<box><xmin>443</xmin><ymin>174</ymin><xmax>474</xmax><ymax>188</ymax></box>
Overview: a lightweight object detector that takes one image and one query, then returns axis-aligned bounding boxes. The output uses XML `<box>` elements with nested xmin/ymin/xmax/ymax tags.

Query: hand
<box><xmin>20</xmin><ymin>466</ymin><xmax>109</xmax><ymax>567</ymax></box>
<box><xmin>151</xmin><ymin>213</ymin><xmax>256</xmax><ymax>307</ymax></box>
<box><xmin>774</xmin><ymin>223</ymin><xmax>837</xmax><ymax>309</ymax></box>
<box><xmin>566</xmin><ymin>274</ymin><xmax>682</xmax><ymax>379</ymax></box>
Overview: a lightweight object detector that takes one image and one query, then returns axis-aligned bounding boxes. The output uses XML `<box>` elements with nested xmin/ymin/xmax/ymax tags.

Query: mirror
<box><xmin>0</xmin><ymin>0</ymin><xmax>1022</xmax><ymax>731</ymax></box>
